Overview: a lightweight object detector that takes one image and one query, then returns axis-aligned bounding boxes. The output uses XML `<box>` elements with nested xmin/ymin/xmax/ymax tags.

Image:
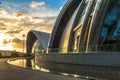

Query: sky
<box><xmin>0</xmin><ymin>0</ymin><xmax>67</xmax><ymax>52</ymax></box>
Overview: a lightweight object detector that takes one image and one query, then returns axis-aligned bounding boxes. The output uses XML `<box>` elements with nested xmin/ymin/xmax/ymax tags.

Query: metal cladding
<box><xmin>26</xmin><ymin>30</ymin><xmax>50</xmax><ymax>53</ymax></box>
<box><xmin>48</xmin><ymin>0</ymin><xmax>120</xmax><ymax>53</ymax></box>
<box><xmin>48</xmin><ymin>0</ymin><xmax>82</xmax><ymax>49</ymax></box>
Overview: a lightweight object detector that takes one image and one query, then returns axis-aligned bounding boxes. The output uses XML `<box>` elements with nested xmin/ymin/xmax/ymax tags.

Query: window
<box><xmin>100</xmin><ymin>0</ymin><xmax>120</xmax><ymax>44</ymax></box>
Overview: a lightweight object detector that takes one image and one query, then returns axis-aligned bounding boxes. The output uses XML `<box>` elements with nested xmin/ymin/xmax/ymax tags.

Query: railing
<box><xmin>86</xmin><ymin>44</ymin><xmax>120</xmax><ymax>52</ymax></box>
<box><xmin>35</xmin><ymin>44</ymin><xmax>120</xmax><ymax>54</ymax></box>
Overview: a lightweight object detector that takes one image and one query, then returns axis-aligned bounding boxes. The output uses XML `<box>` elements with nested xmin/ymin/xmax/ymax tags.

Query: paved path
<box><xmin>0</xmin><ymin>58</ymin><xmax>86</xmax><ymax>80</ymax></box>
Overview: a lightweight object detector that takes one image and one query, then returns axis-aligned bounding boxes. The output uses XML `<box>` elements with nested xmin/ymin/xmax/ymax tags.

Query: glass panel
<box><xmin>99</xmin><ymin>0</ymin><xmax>120</xmax><ymax>51</ymax></box>
<box><xmin>32</xmin><ymin>40</ymin><xmax>44</xmax><ymax>54</ymax></box>
<box><xmin>77</xmin><ymin>1</ymin><xmax>88</xmax><ymax>25</ymax></box>
<box><xmin>73</xmin><ymin>0</ymin><xmax>96</xmax><ymax>52</ymax></box>
<box><xmin>100</xmin><ymin>1</ymin><xmax>120</xmax><ymax>44</ymax></box>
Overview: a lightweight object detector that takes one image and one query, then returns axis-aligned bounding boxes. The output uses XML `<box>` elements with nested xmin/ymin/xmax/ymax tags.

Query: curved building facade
<box><xmin>27</xmin><ymin>0</ymin><xmax>120</xmax><ymax>79</ymax></box>
<box><xmin>26</xmin><ymin>30</ymin><xmax>50</xmax><ymax>54</ymax></box>
<box><xmin>49</xmin><ymin>0</ymin><xmax>120</xmax><ymax>53</ymax></box>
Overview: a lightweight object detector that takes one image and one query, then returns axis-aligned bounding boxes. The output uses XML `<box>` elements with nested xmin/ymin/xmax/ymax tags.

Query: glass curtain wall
<box><xmin>73</xmin><ymin>0</ymin><xmax>89</xmax><ymax>52</ymax></box>
<box><xmin>99</xmin><ymin>0</ymin><xmax>120</xmax><ymax>52</ymax></box>
<box><xmin>73</xmin><ymin>0</ymin><xmax>96</xmax><ymax>52</ymax></box>
<box><xmin>32</xmin><ymin>40</ymin><xmax>44</xmax><ymax>54</ymax></box>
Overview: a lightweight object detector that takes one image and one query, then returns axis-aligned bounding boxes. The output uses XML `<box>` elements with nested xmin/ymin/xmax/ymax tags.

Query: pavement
<box><xmin>0</xmin><ymin>58</ymin><xmax>86</xmax><ymax>80</ymax></box>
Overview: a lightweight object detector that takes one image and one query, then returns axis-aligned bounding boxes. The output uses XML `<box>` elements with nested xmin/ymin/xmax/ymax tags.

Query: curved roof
<box><xmin>48</xmin><ymin>0</ymin><xmax>82</xmax><ymax>48</ymax></box>
<box><xmin>26</xmin><ymin>30</ymin><xmax>50</xmax><ymax>53</ymax></box>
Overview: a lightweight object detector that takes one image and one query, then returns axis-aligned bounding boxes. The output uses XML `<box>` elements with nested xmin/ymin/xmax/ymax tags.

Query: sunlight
<box><xmin>0</xmin><ymin>34</ymin><xmax>14</xmax><ymax>51</ymax></box>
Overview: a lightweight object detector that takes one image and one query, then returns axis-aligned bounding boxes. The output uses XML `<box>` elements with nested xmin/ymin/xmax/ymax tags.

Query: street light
<box><xmin>22</xmin><ymin>34</ymin><xmax>25</xmax><ymax>53</ymax></box>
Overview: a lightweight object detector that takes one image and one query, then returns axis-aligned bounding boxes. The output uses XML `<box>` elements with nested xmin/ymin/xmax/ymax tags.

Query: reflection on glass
<box><xmin>100</xmin><ymin>0</ymin><xmax>120</xmax><ymax>45</ymax></box>
<box><xmin>76</xmin><ymin>0</ymin><xmax>88</xmax><ymax>25</ymax></box>
<box><xmin>32</xmin><ymin>40</ymin><xmax>44</xmax><ymax>54</ymax></box>
<box><xmin>8</xmin><ymin>58</ymin><xmax>50</xmax><ymax>72</ymax></box>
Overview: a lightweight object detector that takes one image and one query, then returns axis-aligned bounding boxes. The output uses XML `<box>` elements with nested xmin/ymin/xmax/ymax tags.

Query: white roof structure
<box><xmin>26</xmin><ymin>30</ymin><xmax>50</xmax><ymax>53</ymax></box>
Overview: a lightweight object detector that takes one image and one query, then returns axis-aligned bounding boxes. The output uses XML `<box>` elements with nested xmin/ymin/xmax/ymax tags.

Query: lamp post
<box><xmin>22</xmin><ymin>34</ymin><xmax>25</xmax><ymax>53</ymax></box>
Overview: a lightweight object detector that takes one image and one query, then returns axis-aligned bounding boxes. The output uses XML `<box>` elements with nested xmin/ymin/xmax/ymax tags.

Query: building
<box><xmin>49</xmin><ymin>0</ymin><xmax>120</xmax><ymax>53</ymax></box>
<box><xmin>27</xmin><ymin>0</ymin><xmax>120</xmax><ymax>79</ymax></box>
<box><xmin>26</xmin><ymin>30</ymin><xmax>50</xmax><ymax>54</ymax></box>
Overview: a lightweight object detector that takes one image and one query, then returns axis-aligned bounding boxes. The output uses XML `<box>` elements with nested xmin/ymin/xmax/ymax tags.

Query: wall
<box><xmin>37</xmin><ymin>52</ymin><xmax>120</xmax><ymax>67</ymax></box>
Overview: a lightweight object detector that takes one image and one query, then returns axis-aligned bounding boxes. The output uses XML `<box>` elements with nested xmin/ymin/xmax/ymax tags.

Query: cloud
<box><xmin>0</xmin><ymin>8</ymin><xmax>4</xmax><ymax>12</ymax></box>
<box><xmin>0</xmin><ymin>18</ymin><xmax>20</xmax><ymax>27</ymax></box>
<box><xmin>12</xmin><ymin>37</ymin><xmax>23</xmax><ymax>52</ymax></box>
<box><xmin>18</xmin><ymin>17</ymin><xmax>56</xmax><ymax>32</ymax></box>
<box><xmin>0</xmin><ymin>18</ymin><xmax>18</xmax><ymax>23</ymax></box>
<box><xmin>12</xmin><ymin>37</ymin><xmax>22</xmax><ymax>43</ymax></box>
<box><xmin>0</xmin><ymin>1</ymin><xmax>61</xmax><ymax>52</ymax></box>
<box><xmin>30</xmin><ymin>17</ymin><xmax>44</xmax><ymax>23</ymax></box>
<box><xmin>0</xmin><ymin>9</ymin><xmax>12</xmax><ymax>18</ymax></box>
<box><xmin>3</xmin><ymin>39</ymin><xmax>11</xmax><ymax>45</ymax></box>
<box><xmin>5</xmin><ymin>29</ymin><xmax>22</xmax><ymax>34</ymax></box>
<box><xmin>13</xmin><ymin>11</ymin><xmax>25</xmax><ymax>17</ymax></box>
<box><xmin>0</xmin><ymin>9</ymin><xmax>56</xmax><ymax>34</ymax></box>
<box><xmin>0</xmin><ymin>21</ymin><xmax>7</xmax><ymax>32</ymax></box>
<box><xmin>30</xmin><ymin>1</ymin><xmax>45</xmax><ymax>8</ymax></box>
<box><xmin>1</xmin><ymin>1</ymin><xmax>60</xmax><ymax>18</ymax></box>
<box><xmin>0</xmin><ymin>27</ymin><xmax>7</xmax><ymax>31</ymax></box>
<box><xmin>28</xmin><ymin>1</ymin><xmax>60</xmax><ymax>17</ymax></box>
<box><xmin>0</xmin><ymin>21</ymin><xmax>6</xmax><ymax>26</ymax></box>
<box><xmin>27</xmin><ymin>6</ymin><xmax>59</xmax><ymax>17</ymax></box>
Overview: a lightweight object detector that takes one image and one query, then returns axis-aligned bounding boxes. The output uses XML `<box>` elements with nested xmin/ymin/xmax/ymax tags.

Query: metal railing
<box><xmin>36</xmin><ymin>44</ymin><xmax>120</xmax><ymax>54</ymax></box>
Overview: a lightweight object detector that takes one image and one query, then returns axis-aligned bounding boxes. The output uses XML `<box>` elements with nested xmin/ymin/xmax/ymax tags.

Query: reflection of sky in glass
<box><xmin>114</xmin><ymin>21</ymin><xmax>120</xmax><ymax>36</ymax></box>
<box><xmin>101</xmin><ymin>6</ymin><xmax>120</xmax><ymax>37</ymax></box>
<box><xmin>104</xmin><ymin>8</ymin><xmax>117</xmax><ymax>25</ymax></box>
<box><xmin>32</xmin><ymin>40</ymin><xmax>44</xmax><ymax>53</ymax></box>
<box><xmin>32</xmin><ymin>40</ymin><xmax>38</xmax><ymax>53</ymax></box>
<box><xmin>101</xmin><ymin>27</ymin><xmax>107</xmax><ymax>37</ymax></box>
<box><xmin>77</xmin><ymin>9</ymin><xmax>85</xmax><ymax>25</ymax></box>
<box><xmin>77</xmin><ymin>1</ymin><xmax>88</xmax><ymax>25</ymax></box>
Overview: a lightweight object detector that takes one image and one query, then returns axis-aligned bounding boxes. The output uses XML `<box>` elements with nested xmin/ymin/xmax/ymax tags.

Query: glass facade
<box><xmin>100</xmin><ymin>0</ymin><xmax>120</xmax><ymax>44</ymax></box>
<box><xmin>32</xmin><ymin>40</ymin><xmax>44</xmax><ymax>54</ymax></box>
<box><xmin>47</xmin><ymin>0</ymin><xmax>120</xmax><ymax>53</ymax></box>
<box><xmin>98</xmin><ymin>0</ymin><xmax>120</xmax><ymax>51</ymax></box>
<box><xmin>73</xmin><ymin>0</ymin><xmax>89</xmax><ymax>52</ymax></box>
<box><xmin>77</xmin><ymin>0</ymin><xmax>88</xmax><ymax>25</ymax></box>
<box><xmin>73</xmin><ymin>0</ymin><xmax>96</xmax><ymax>52</ymax></box>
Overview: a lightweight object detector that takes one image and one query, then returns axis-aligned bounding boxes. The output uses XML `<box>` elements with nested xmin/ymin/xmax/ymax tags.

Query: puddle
<box><xmin>7</xmin><ymin>58</ymin><xmax>107</xmax><ymax>80</ymax></box>
<box><xmin>7</xmin><ymin>58</ymin><xmax>50</xmax><ymax>72</ymax></box>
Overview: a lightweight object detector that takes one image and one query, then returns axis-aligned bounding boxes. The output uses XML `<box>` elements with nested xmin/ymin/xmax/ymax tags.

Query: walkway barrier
<box><xmin>35</xmin><ymin>44</ymin><xmax>120</xmax><ymax>54</ymax></box>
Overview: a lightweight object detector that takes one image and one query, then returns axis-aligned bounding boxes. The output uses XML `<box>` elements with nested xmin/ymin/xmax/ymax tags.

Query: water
<box><xmin>7</xmin><ymin>58</ymin><xmax>107</xmax><ymax>80</ymax></box>
<box><xmin>7</xmin><ymin>58</ymin><xmax>50</xmax><ymax>72</ymax></box>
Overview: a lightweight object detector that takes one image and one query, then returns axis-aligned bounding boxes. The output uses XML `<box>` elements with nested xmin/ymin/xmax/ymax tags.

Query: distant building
<box><xmin>0</xmin><ymin>50</ymin><xmax>17</xmax><ymax>57</ymax></box>
<box><xmin>26</xmin><ymin>30</ymin><xmax>50</xmax><ymax>54</ymax></box>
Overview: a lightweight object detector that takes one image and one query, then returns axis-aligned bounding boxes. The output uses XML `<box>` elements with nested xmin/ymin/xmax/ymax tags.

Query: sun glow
<box><xmin>0</xmin><ymin>34</ymin><xmax>14</xmax><ymax>51</ymax></box>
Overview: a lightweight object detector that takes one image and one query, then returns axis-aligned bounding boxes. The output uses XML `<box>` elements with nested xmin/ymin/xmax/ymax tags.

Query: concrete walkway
<box><xmin>0</xmin><ymin>58</ymin><xmax>86</xmax><ymax>80</ymax></box>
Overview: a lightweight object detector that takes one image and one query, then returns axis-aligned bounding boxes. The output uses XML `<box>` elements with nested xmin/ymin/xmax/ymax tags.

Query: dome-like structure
<box><xmin>49</xmin><ymin>0</ymin><xmax>120</xmax><ymax>53</ymax></box>
<box><xmin>26</xmin><ymin>30</ymin><xmax>50</xmax><ymax>54</ymax></box>
<box><xmin>26</xmin><ymin>0</ymin><xmax>120</xmax><ymax>79</ymax></box>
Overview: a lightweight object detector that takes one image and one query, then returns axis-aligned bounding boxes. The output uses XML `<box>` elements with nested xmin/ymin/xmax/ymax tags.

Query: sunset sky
<box><xmin>0</xmin><ymin>0</ymin><xmax>67</xmax><ymax>52</ymax></box>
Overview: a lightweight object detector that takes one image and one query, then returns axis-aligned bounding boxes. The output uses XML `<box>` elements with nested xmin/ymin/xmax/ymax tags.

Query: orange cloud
<box><xmin>30</xmin><ymin>1</ymin><xmax>45</xmax><ymax>8</ymax></box>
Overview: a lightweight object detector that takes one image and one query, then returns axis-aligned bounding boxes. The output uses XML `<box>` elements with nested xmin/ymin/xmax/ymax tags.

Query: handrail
<box><xmin>34</xmin><ymin>44</ymin><xmax>120</xmax><ymax>54</ymax></box>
